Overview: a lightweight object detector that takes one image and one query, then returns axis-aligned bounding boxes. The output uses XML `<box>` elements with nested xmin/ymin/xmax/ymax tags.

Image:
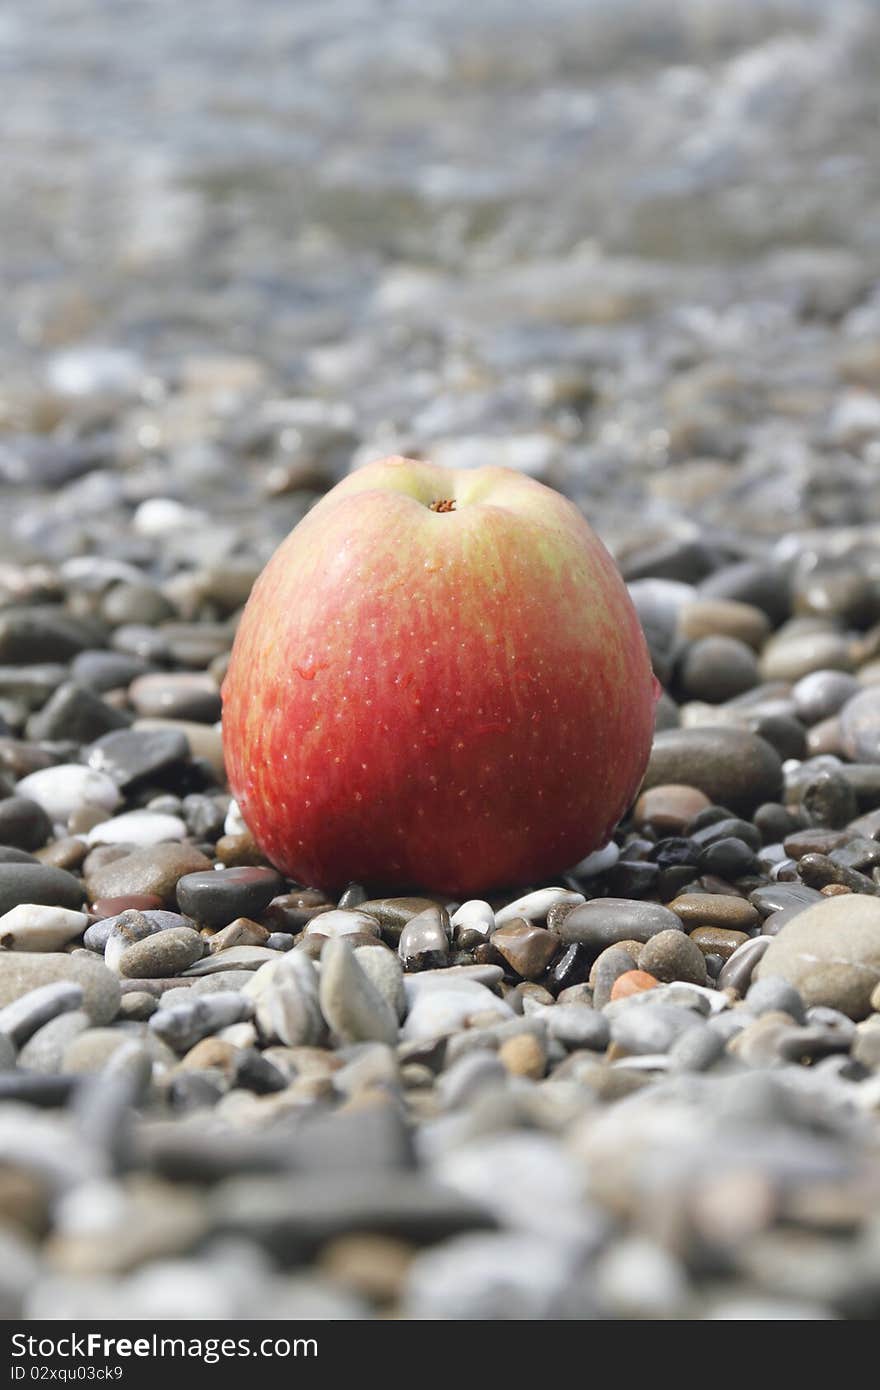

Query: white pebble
<box><xmin>401</xmin><ymin>981</ymin><xmax>512</xmax><ymax>1041</ymax></box>
<box><xmin>16</xmin><ymin>765</ymin><xmax>121</xmax><ymax>825</ymax></box>
<box><xmin>86</xmin><ymin>811</ymin><xmax>187</xmax><ymax>848</ymax></box>
<box><xmin>223</xmin><ymin>799</ymin><xmax>247</xmax><ymax>837</ymax></box>
<box><xmin>494</xmin><ymin>887</ymin><xmax>585</xmax><ymax>928</ymax></box>
<box><xmin>450</xmin><ymin>900</ymin><xmax>495</xmax><ymax>936</ymax></box>
<box><xmin>0</xmin><ymin>905</ymin><xmax>88</xmax><ymax>952</ymax></box>
<box><xmin>304</xmin><ymin>910</ymin><xmax>381</xmax><ymax>939</ymax></box>
<box><xmin>566</xmin><ymin>842</ymin><xmax>620</xmax><ymax>877</ymax></box>
<box><xmin>133</xmin><ymin>498</ymin><xmax>207</xmax><ymax>537</ymax></box>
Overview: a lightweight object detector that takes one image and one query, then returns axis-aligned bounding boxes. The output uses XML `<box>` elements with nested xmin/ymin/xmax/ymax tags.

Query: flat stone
<box><xmin>558</xmin><ymin>899</ymin><xmax>683</xmax><ymax>958</ymax></box>
<box><xmin>356</xmin><ymin>898</ymin><xmax>446</xmax><ymax>942</ymax></box>
<box><xmin>0</xmin><ymin>863</ymin><xmax>83</xmax><ymax>916</ymax></box>
<box><xmin>678</xmin><ymin>598</ymin><xmax>770</xmax><ymax>649</ymax></box>
<box><xmin>86</xmin><ymin>727</ymin><xmax>190</xmax><ymax>788</ymax></box>
<box><xmin>760</xmin><ymin>630</ymin><xmax>854</xmax><ymax>682</ymax></box>
<box><xmin>85</xmin><ymin>844</ymin><xmax>212</xmax><ymax>907</ymax></box>
<box><xmin>754</xmin><ymin>895</ymin><xmax>880</xmax><ymax>1019</ymax></box>
<box><xmin>175</xmin><ymin>866</ymin><xmax>282</xmax><ymax>928</ymax></box>
<box><xmin>26</xmin><ymin>682</ymin><xmax>130</xmax><ymax>745</ymax></box>
<box><xmin>545</xmin><ymin>1003</ymin><xmax>609</xmax><ymax>1051</ymax></box>
<box><xmin>401</xmin><ymin>981</ymin><xmax>512</xmax><ymax>1042</ymax></box>
<box><xmin>0</xmin><ymin>609</ymin><xmax>91</xmax><ymax>664</ymax></box>
<box><xmin>181</xmin><ymin>945</ymin><xmax>278</xmax><ymax>974</ymax></box>
<box><xmin>303</xmin><ymin>910</ymin><xmax>381</xmax><ymax>940</ymax></box>
<box><xmin>640</xmin><ymin>728</ymin><xmax>783</xmax><ymax>817</ymax></box>
<box><xmin>0</xmin><ymin>904</ymin><xmax>88</xmax><ymax>951</ymax></box>
<box><xmin>494</xmin><ymin>888</ymin><xmax>584</xmax><ymax>927</ymax></box>
<box><xmin>688</xmin><ymin>926</ymin><xmax>751</xmax><ymax>960</ymax></box>
<box><xmin>208</xmin><ymin>918</ymin><xmax>270</xmax><ymax>952</ymax></box>
<box><xmin>669</xmin><ymin>892</ymin><xmax>759</xmax><ymax>932</ymax></box>
<box><xmin>149</xmin><ymin>991</ymin><xmax>253</xmax><ymax>1052</ymax></box>
<box><xmin>129</xmin><ymin>672</ymin><xmax>221</xmax><ymax>724</ymax></box>
<box><xmin>0</xmin><ymin>953</ymin><xmax>119</xmax><ymax>1024</ymax></box>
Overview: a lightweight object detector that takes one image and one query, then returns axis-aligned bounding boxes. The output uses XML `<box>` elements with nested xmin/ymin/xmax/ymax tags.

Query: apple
<box><xmin>221</xmin><ymin>456</ymin><xmax>658</xmax><ymax>897</ymax></box>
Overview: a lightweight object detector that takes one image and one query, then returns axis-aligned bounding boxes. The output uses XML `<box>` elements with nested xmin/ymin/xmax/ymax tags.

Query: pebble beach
<box><xmin>2</xmin><ymin>0</ymin><xmax>880</xmax><ymax>1321</ymax></box>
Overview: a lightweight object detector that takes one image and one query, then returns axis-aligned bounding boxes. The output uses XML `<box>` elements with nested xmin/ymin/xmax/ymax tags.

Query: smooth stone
<box><xmin>755</xmin><ymin>895</ymin><xmax>880</xmax><ymax>1019</ymax></box>
<box><xmin>0</xmin><ymin>954</ymin><xmax>118</xmax><ymax>1024</ymax></box>
<box><xmin>129</xmin><ymin>672</ymin><xmax>221</xmax><ymax>724</ymax></box>
<box><xmin>85</xmin><ymin>811</ymin><xmax>187</xmax><ymax>848</ymax></box>
<box><xmin>0</xmin><ymin>863</ymin><xmax>83</xmax><ymax>916</ymax></box>
<box><xmin>356</xmin><ymin>898</ymin><xmax>447</xmax><ymax>942</ymax></box>
<box><xmin>792</xmin><ymin>670</ymin><xmax>860</xmax><ymax>725</ymax></box>
<box><xmin>26</xmin><ymin>682</ymin><xmax>129</xmax><ymax>745</ymax></box>
<box><xmin>0</xmin><ymin>664</ymin><xmax>68</xmax><ymax>711</ymax></box>
<box><xmin>668</xmin><ymin>893</ymin><xmax>759</xmax><ymax>931</ymax></box>
<box><xmin>398</xmin><ymin>909</ymin><xmax>450</xmax><ymax>970</ymax></box>
<box><xmin>678</xmin><ymin>636</ymin><xmax>759</xmax><ymax>703</ymax></box>
<box><xmin>567</xmin><ymin>843</ymin><xmax>620</xmax><ymax>878</ymax></box>
<box><xmin>0</xmin><ymin>981</ymin><xmax>84</xmax><ymax>1046</ymax></box>
<box><xmin>303</xmin><ymin>910</ymin><xmax>381</xmax><ymax>940</ymax></box>
<box><xmin>0</xmin><ymin>798</ymin><xmax>52</xmax><ymax>851</ymax></box>
<box><xmin>86</xmin><ymin>727</ymin><xmax>190</xmax><ymax>788</ymax></box>
<box><xmin>175</xmin><ymin>867</ymin><xmax>283</xmax><ymax>928</ymax></box>
<box><xmin>632</xmin><ymin>784</ymin><xmax>712</xmax><ymax>834</ymax></box>
<box><xmin>698</xmin><ymin>562</ymin><xmax>790</xmax><ymax>624</ymax></box>
<box><xmin>678</xmin><ymin>598</ymin><xmax>770</xmax><ymax>650</ymax></box>
<box><xmin>688</xmin><ymin>926</ymin><xmax>750</xmax><ymax>960</ymax></box>
<box><xmin>181</xmin><ymin>945</ymin><xmax>278</xmax><ymax>974</ymax></box>
<box><xmin>0</xmin><ymin>904</ymin><xmax>88</xmax><ymax>952</ymax></box>
<box><xmin>0</xmin><ymin>609</ymin><xmax>91</xmax><ymax>664</ymax></box>
<box><xmin>494</xmin><ymin>888</ymin><xmax>584</xmax><ymax>928</ymax></box>
<box><xmin>590</xmin><ymin>946</ymin><xmax>640</xmax><ymax>1011</ymax></box>
<box><xmin>207</xmin><ymin>919</ymin><xmax>270</xmax><ymax>952</ymax></box>
<box><xmin>85</xmin><ymin>844</ymin><xmax>212</xmax><ymax>907</ymax></box>
<box><xmin>760</xmin><ymin>631</ymin><xmax>854</xmax><ymax>683</ymax></box>
<box><xmin>638</xmin><ymin>930</ymin><xmax>708</xmax><ymax>986</ymax></box>
<box><xmin>132</xmin><ymin>719</ymin><xmax>226</xmax><ymax>781</ymax></box>
<box><xmin>118</xmin><ymin>927</ymin><xmax>205</xmax><ymax>979</ymax></box>
<box><xmin>489</xmin><ymin>919</ymin><xmax>560</xmax><ymax>981</ymax></box>
<box><xmin>319</xmin><ymin>938</ymin><xmax>398</xmax><ymax>1046</ymax></box>
<box><xmin>15</xmin><ymin>764</ymin><xmax>121</xmax><ymax>825</ymax></box>
<box><xmin>641</xmin><ymin>728</ymin><xmax>783</xmax><ymax>816</ymax></box>
<box><xmin>558</xmin><ymin>900</ymin><xmax>683</xmax><ymax>957</ymax></box>
<box><xmin>70</xmin><ymin>650</ymin><xmax>153</xmax><ymax>694</ymax></box>
<box><xmin>85</xmin><ymin>908</ymin><xmax>189</xmax><ymax>953</ymax></box>
<box><xmin>744</xmin><ymin>976</ymin><xmax>807</xmax><ymax>1024</ymax></box>
<box><xmin>749</xmin><ymin>884</ymin><xmax>824</xmax><ymax>919</ymax></box>
<box><xmin>840</xmin><ymin>687</ymin><xmax>880</xmax><ymax>763</ymax></box>
<box><xmin>450</xmin><ymin>901</ymin><xmax>495</xmax><ymax>937</ymax></box>
<box><xmin>716</xmin><ymin>936</ymin><xmax>771</xmax><ymax>994</ymax></box>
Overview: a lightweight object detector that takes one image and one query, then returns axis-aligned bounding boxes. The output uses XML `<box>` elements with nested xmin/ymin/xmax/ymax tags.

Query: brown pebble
<box><xmin>36</xmin><ymin>837</ymin><xmax>88</xmax><ymax>871</ymax></box>
<box><xmin>498</xmin><ymin>1032</ymin><xmax>547</xmax><ymax>1079</ymax></box>
<box><xmin>633</xmin><ymin>784</ymin><xmax>712</xmax><ymax>834</ymax></box>
<box><xmin>68</xmin><ymin>804</ymin><xmax>111</xmax><ymax>835</ymax></box>
<box><xmin>610</xmin><ymin>970</ymin><xmax>659</xmax><ymax>1000</ymax></box>
<box><xmin>783</xmin><ymin>830</ymin><xmax>850</xmax><ymax>860</ymax></box>
<box><xmin>176</xmin><ymin>1038</ymin><xmax>237</xmax><ymax>1074</ymax></box>
<box><xmin>821</xmin><ymin>883</ymin><xmax>852</xmax><ymax>896</ymax></box>
<box><xmin>806</xmin><ymin>716</ymin><xmax>844</xmax><ymax>757</ymax></box>
<box><xmin>688</xmin><ymin>926</ymin><xmax>750</xmax><ymax>960</ymax></box>
<box><xmin>668</xmin><ymin>892</ymin><xmax>759</xmax><ymax>932</ymax></box>
<box><xmin>491</xmin><ymin>919</ymin><xmax>561</xmax><ymax>980</ymax></box>
<box><xmin>208</xmin><ymin>917</ymin><xmax>271</xmax><ymax>952</ymax></box>
<box><xmin>90</xmin><ymin>893</ymin><xmax>165</xmax><ymax>917</ymax></box>
<box><xmin>214</xmin><ymin>832</ymin><xmax>268</xmax><ymax>867</ymax></box>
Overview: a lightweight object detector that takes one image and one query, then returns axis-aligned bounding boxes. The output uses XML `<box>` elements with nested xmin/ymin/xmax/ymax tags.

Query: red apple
<box><xmin>221</xmin><ymin>456</ymin><xmax>658</xmax><ymax>896</ymax></box>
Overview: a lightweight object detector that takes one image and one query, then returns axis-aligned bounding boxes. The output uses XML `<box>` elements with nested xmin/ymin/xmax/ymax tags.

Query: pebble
<box><xmin>498</xmin><ymin>1032</ymin><xmax>546</xmax><ymax>1079</ymax></box>
<box><xmin>754</xmin><ymin>895</ymin><xmax>880</xmax><ymax>1019</ymax></box>
<box><xmin>85</xmin><ymin>844</ymin><xmax>212</xmax><ymax>907</ymax></box>
<box><xmin>609</xmin><ymin>970</ymin><xmax>660</xmax><ymax>1001</ymax></box>
<box><xmin>678</xmin><ymin>635</ymin><xmax>759</xmax><ymax>703</ymax></box>
<box><xmin>669</xmin><ymin>893</ymin><xmax>759</xmax><ymax>932</ymax></box>
<box><xmin>678</xmin><ymin>598</ymin><xmax>770</xmax><ymax>650</ymax></box>
<box><xmin>319</xmin><ymin>939</ymin><xmax>398</xmax><ymax>1046</ymax></box>
<box><xmin>175</xmin><ymin>867</ymin><xmax>283</xmax><ymax>928</ymax></box>
<box><xmin>401</xmin><ymin>981</ymin><xmax>512</xmax><ymax>1042</ymax></box>
<box><xmin>632</xmin><ymin>784</ymin><xmax>712</xmax><ymax>834</ymax></box>
<box><xmin>638</xmin><ymin>930</ymin><xmax>708</xmax><ymax>986</ymax></box>
<box><xmin>494</xmin><ymin>888</ymin><xmax>584</xmax><ymax>927</ymax></box>
<box><xmin>303</xmin><ymin>910</ymin><xmax>381</xmax><ymax>940</ymax></box>
<box><xmin>182</xmin><ymin>945</ymin><xmax>278</xmax><ymax>975</ymax></box>
<box><xmin>840</xmin><ymin>687</ymin><xmax>880</xmax><ymax>763</ymax></box>
<box><xmin>688</xmin><ymin>926</ymin><xmax>751</xmax><ymax>961</ymax></box>
<box><xmin>0</xmin><ymin>981</ymin><xmax>84</xmax><ymax>1047</ymax></box>
<box><xmin>450</xmin><ymin>900</ymin><xmax>495</xmax><ymax>938</ymax></box>
<box><xmin>490</xmin><ymin>919</ymin><xmax>560</xmax><ymax>980</ymax></box>
<box><xmin>398</xmin><ymin>908</ymin><xmax>450</xmax><ymax>970</ymax></box>
<box><xmin>0</xmin><ymin>797</ymin><xmax>52</xmax><ymax>851</ymax></box>
<box><xmin>544</xmin><ymin>1004</ymin><xmax>609</xmax><ymax>1051</ymax></box>
<box><xmin>17</xmin><ymin>1009</ymin><xmax>90</xmax><ymax>1071</ymax></box>
<box><xmin>208</xmin><ymin>918</ymin><xmax>270</xmax><ymax>952</ymax></box>
<box><xmin>245</xmin><ymin>953</ymin><xmax>324</xmax><ymax>1047</ymax></box>
<box><xmin>744</xmin><ymin>976</ymin><xmax>807</xmax><ymax>1023</ymax></box>
<box><xmin>354</xmin><ymin>947</ymin><xmax>406</xmax><ymax>1022</ymax></box>
<box><xmin>760</xmin><ymin>630</ymin><xmax>854</xmax><ymax>683</ymax></box>
<box><xmin>87</xmin><ymin>727</ymin><xmax>190</xmax><ymax>788</ymax></box>
<box><xmin>610</xmin><ymin>1002</ymin><xmax>703</xmax><ymax>1055</ymax></box>
<box><xmin>792</xmin><ymin>670</ymin><xmax>860</xmax><ymax>725</ymax></box>
<box><xmin>0</xmin><ymin>904</ymin><xmax>88</xmax><ymax>952</ymax></box>
<box><xmin>150</xmin><ymin>991</ymin><xmax>253</xmax><ymax>1053</ymax></box>
<box><xmin>558</xmin><ymin>899</ymin><xmax>684</xmax><ymax>956</ymax></box>
<box><xmin>26</xmin><ymin>681</ymin><xmax>129</xmax><ymax>745</ymax></box>
<box><xmin>0</xmin><ymin>863</ymin><xmax>83</xmax><ymax>916</ymax></box>
<box><xmin>85</xmin><ymin>811</ymin><xmax>187</xmax><ymax>848</ymax></box>
<box><xmin>641</xmin><ymin>728</ymin><xmax>783</xmax><ymax>816</ymax></box>
<box><xmin>129</xmin><ymin>673</ymin><xmax>221</xmax><ymax>724</ymax></box>
<box><xmin>590</xmin><ymin>946</ymin><xmax>640</xmax><ymax>1010</ymax></box>
<box><xmin>0</xmin><ymin>954</ymin><xmax>118</xmax><ymax>1025</ymax></box>
<box><xmin>118</xmin><ymin>927</ymin><xmax>205</xmax><ymax>979</ymax></box>
<box><xmin>15</xmin><ymin>765</ymin><xmax>121</xmax><ymax>825</ymax></box>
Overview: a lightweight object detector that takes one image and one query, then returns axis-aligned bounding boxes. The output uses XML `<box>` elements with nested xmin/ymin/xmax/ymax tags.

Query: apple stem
<box><xmin>429</xmin><ymin>498</ymin><xmax>456</xmax><ymax>512</ymax></box>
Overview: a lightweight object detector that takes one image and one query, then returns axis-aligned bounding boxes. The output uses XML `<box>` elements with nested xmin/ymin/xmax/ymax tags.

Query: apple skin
<box><xmin>221</xmin><ymin>456</ymin><xmax>658</xmax><ymax>897</ymax></box>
